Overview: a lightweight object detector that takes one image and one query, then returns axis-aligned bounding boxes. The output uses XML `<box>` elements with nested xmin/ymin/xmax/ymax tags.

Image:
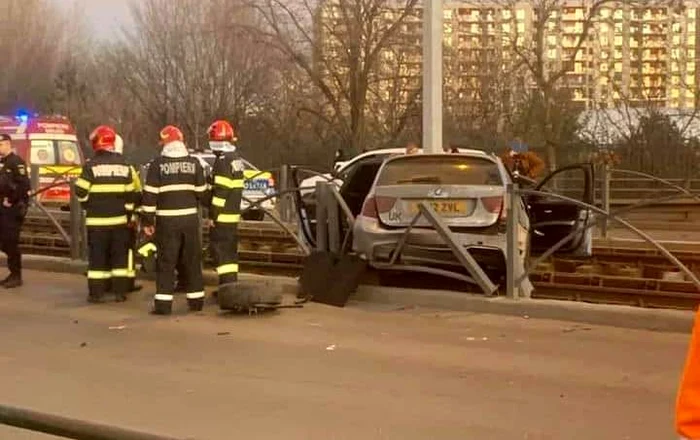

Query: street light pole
<box><xmin>422</xmin><ymin>0</ymin><xmax>443</xmax><ymax>154</ymax></box>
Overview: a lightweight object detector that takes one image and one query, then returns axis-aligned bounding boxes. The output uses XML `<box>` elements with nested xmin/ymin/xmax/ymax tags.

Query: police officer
<box><xmin>74</xmin><ymin>126</ymin><xmax>139</xmax><ymax>303</ymax></box>
<box><xmin>113</xmin><ymin>134</ymin><xmax>142</xmax><ymax>293</ymax></box>
<box><xmin>0</xmin><ymin>134</ymin><xmax>30</xmax><ymax>288</ymax></box>
<box><xmin>141</xmin><ymin>125</ymin><xmax>208</xmax><ymax>315</ymax></box>
<box><xmin>207</xmin><ymin>120</ymin><xmax>244</xmax><ymax>307</ymax></box>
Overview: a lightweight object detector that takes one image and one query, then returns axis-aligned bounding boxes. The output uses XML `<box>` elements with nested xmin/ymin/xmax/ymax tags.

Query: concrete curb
<box><xmin>354</xmin><ymin>285</ymin><xmax>695</xmax><ymax>333</ymax></box>
<box><xmin>12</xmin><ymin>255</ymin><xmax>696</xmax><ymax>333</ymax></box>
<box><xmin>15</xmin><ymin>254</ymin><xmax>299</xmax><ymax>292</ymax></box>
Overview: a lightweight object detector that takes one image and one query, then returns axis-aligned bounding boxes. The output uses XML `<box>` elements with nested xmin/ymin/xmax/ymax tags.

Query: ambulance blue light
<box><xmin>16</xmin><ymin>110</ymin><xmax>29</xmax><ymax>123</ymax></box>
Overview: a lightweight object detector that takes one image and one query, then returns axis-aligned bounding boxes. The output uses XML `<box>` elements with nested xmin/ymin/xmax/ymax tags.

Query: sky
<box><xmin>51</xmin><ymin>0</ymin><xmax>132</xmax><ymax>39</ymax></box>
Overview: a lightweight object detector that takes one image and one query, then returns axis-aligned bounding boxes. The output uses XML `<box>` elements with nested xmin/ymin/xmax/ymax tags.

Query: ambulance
<box><xmin>0</xmin><ymin>112</ymin><xmax>84</xmax><ymax>205</ymax></box>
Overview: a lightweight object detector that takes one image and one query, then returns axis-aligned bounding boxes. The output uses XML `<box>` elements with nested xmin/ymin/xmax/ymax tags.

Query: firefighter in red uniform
<box><xmin>141</xmin><ymin>125</ymin><xmax>208</xmax><ymax>315</ymax></box>
<box><xmin>207</xmin><ymin>121</ymin><xmax>244</xmax><ymax>308</ymax></box>
<box><xmin>74</xmin><ymin>126</ymin><xmax>140</xmax><ymax>303</ymax></box>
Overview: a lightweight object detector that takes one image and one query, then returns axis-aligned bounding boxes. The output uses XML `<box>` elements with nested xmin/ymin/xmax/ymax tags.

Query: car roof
<box><xmin>189</xmin><ymin>151</ymin><xmax>259</xmax><ymax>170</ymax></box>
<box><xmin>342</xmin><ymin>148</ymin><xmax>492</xmax><ymax>166</ymax></box>
<box><xmin>382</xmin><ymin>152</ymin><xmax>499</xmax><ymax>165</ymax></box>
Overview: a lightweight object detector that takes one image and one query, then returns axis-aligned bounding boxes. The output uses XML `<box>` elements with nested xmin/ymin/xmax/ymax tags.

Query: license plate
<box><xmin>409</xmin><ymin>200</ymin><xmax>467</xmax><ymax>216</ymax></box>
<box><xmin>245</xmin><ymin>180</ymin><xmax>269</xmax><ymax>191</ymax></box>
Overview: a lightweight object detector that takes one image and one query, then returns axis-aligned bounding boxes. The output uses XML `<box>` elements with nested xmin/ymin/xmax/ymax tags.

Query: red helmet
<box><xmin>89</xmin><ymin>125</ymin><xmax>117</xmax><ymax>151</ymax></box>
<box><xmin>159</xmin><ymin>125</ymin><xmax>184</xmax><ymax>146</ymax></box>
<box><xmin>207</xmin><ymin>120</ymin><xmax>236</xmax><ymax>142</ymax></box>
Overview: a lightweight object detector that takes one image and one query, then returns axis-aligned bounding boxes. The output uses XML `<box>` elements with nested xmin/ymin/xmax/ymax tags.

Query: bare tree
<box><xmin>253</xmin><ymin>0</ymin><xmax>419</xmax><ymax>156</ymax></box>
<box><xmin>114</xmin><ymin>0</ymin><xmax>278</xmax><ymax>151</ymax></box>
<box><xmin>500</xmin><ymin>0</ymin><xmax>648</xmax><ymax>169</ymax></box>
<box><xmin>0</xmin><ymin>0</ymin><xmax>71</xmax><ymax>112</ymax></box>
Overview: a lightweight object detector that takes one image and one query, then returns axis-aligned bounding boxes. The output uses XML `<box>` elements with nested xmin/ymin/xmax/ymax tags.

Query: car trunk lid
<box><xmin>374</xmin><ymin>185</ymin><xmax>504</xmax><ymax>228</ymax></box>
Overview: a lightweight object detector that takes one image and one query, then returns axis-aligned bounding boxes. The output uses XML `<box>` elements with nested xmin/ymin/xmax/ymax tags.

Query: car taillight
<box><xmin>482</xmin><ymin>196</ymin><xmax>503</xmax><ymax>214</ymax></box>
<box><xmin>483</xmin><ymin>195</ymin><xmax>508</xmax><ymax>229</ymax></box>
<box><xmin>361</xmin><ymin>197</ymin><xmax>378</xmax><ymax>218</ymax></box>
<box><xmin>360</xmin><ymin>196</ymin><xmax>396</xmax><ymax>219</ymax></box>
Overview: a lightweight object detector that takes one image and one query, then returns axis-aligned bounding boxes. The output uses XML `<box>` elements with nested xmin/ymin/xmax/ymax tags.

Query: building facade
<box><xmin>315</xmin><ymin>0</ymin><xmax>700</xmax><ymax>110</ymax></box>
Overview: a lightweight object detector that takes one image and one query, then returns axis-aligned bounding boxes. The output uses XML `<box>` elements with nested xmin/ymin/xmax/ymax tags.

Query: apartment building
<box><xmin>314</xmin><ymin>0</ymin><xmax>700</xmax><ymax>111</ymax></box>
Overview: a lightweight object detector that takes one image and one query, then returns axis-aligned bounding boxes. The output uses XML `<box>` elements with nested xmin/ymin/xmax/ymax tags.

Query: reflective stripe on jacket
<box><xmin>74</xmin><ymin>151</ymin><xmax>140</xmax><ymax>228</ymax></box>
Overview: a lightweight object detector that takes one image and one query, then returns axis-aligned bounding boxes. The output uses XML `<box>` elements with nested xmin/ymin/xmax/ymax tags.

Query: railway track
<box><xmin>19</xmin><ymin>212</ymin><xmax>700</xmax><ymax>310</ymax></box>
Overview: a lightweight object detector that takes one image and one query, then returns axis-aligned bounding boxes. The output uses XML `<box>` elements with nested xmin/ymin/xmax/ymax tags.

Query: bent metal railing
<box><xmin>0</xmin><ymin>403</ymin><xmax>184</xmax><ymax>440</ymax></box>
<box><xmin>599</xmin><ymin>167</ymin><xmax>700</xmax><ymax>237</ymax></box>
<box><xmin>312</xmin><ymin>180</ymin><xmax>499</xmax><ymax>296</ymax></box>
<box><xmin>506</xmin><ymin>184</ymin><xmax>700</xmax><ymax>300</ymax></box>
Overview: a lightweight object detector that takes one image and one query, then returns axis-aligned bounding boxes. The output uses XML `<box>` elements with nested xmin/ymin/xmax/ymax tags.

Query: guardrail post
<box><xmin>69</xmin><ymin>181</ymin><xmax>85</xmax><ymax>261</ymax></box>
<box><xmin>326</xmin><ymin>183</ymin><xmax>340</xmax><ymax>253</ymax></box>
<box><xmin>278</xmin><ymin>164</ymin><xmax>294</xmax><ymax>224</ymax></box>
<box><xmin>30</xmin><ymin>164</ymin><xmax>40</xmax><ymax>197</ymax></box>
<box><xmin>506</xmin><ymin>183</ymin><xmax>518</xmax><ymax>299</ymax></box>
<box><xmin>600</xmin><ymin>163</ymin><xmax>611</xmax><ymax>239</ymax></box>
<box><xmin>315</xmin><ymin>182</ymin><xmax>329</xmax><ymax>252</ymax></box>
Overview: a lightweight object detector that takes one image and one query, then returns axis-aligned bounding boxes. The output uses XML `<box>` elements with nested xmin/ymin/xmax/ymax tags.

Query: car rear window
<box><xmin>377</xmin><ymin>156</ymin><xmax>502</xmax><ymax>186</ymax></box>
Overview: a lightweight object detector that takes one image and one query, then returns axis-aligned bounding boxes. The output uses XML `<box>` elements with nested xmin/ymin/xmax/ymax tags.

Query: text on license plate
<box><xmin>245</xmin><ymin>180</ymin><xmax>269</xmax><ymax>191</ymax></box>
<box><xmin>409</xmin><ymin>200</ymin><xmax>467</xmax><ymax>216</ymax></box>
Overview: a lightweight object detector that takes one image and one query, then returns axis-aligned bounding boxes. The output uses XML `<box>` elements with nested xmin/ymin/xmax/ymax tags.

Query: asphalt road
<box><xmin>0</xmin><ymin>271</ymin><xmax>691</xmax><ymax>439</ymax></box>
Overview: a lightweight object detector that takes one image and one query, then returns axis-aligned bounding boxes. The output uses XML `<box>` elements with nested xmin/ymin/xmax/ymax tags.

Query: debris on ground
<box><xmin>393</xmin><ymin>304</ymin><xmax>416</xmax><ymax>312</ymax></box>
<box><xmin>217</xmin><ymin>332</ymin><xmax>231</xmax><ymax>336</ymax></box>
<box><xmin>109</xmin><ymin>325</ymin><xmax>127</xmax><ymax>331</ymax></box>
<box><xmin>326</xmin><ymin>344</ymin><xmax>337</xmax><ymax>351</ymax></box>
<box><xmin>80</xmin><ymin>342</ymin><xmax>87</xmax><ymax>348</ymax></box>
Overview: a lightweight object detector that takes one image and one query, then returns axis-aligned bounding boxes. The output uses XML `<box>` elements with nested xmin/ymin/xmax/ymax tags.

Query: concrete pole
<box><xmin>422</xmin><ymin>0</ymin><xmax>443</xmax><ymax>154</ymax></box>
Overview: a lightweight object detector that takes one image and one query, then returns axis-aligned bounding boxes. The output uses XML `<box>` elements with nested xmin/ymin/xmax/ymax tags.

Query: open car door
<box><xmin>527</xmin><ymin>163</ymin><xmax>595</xmax><ymax>257</ymax></box>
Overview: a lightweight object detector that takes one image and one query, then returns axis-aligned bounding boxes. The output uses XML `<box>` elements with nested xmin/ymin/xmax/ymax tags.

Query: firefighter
<box><xmin>141</xmin><ymin>125</ymin><xmax>208</xmax><ymax>315</ymax></box>
<box><xmin>74</xmin><ymin>126</ymin><xmax>139</xmax><ymax>303</ymax></box>
<box><xmin>114</xmin><ymin>134</ymin><xmax>143</xmax><ymax>293</ymax></box>
<box><xmin>676</xmin><ymin>307</ymin><xmax>700</xmax><ymax>440</ymax></box>
<box><xmin>207</xmin><ymin>120</ymin><xmax>243</xmax><ymax>307</ymax></box>
<box><xmin>0</xmin><ymin>133</ymin><xmax>30</xmax><ymax>288</ymax></box>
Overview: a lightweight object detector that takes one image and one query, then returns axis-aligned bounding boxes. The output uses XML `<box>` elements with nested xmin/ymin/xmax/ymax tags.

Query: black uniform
<box><xmin>0</xmin><ymin>152</ymin><xmax>30</xmax><ymax>286</ymax></box>
<box><xmin>141</xmin><ymin>145</ymin><xmax>208</xmax><ymax>315</ymax></box>
<box><xmin>209</xmin><ymin>150</ymin><xmax>244</xmax><ymax>303</ymax></box>
<box><xmin>75</xmin><ymin>150</ymin><xmax>139</xmax><ymax>302</ymax></box>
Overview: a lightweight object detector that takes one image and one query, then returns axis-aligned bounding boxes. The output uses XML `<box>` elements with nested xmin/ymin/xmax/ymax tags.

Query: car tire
<box><xmin>242</xmin><ymin>210</ymin><xmax>265</xmax><ymax>221</ymax></box>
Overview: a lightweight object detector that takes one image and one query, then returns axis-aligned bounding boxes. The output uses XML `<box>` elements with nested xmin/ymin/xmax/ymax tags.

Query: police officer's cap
<box><xmin>0</xmin><ymin>134</ymin><xmax>10</xmax><ymax>142</ymax></box>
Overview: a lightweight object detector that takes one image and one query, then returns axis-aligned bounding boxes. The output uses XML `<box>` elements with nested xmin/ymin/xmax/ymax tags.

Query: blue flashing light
<box><xmin>16</xmin><ymin>109</ymin><xmax>29</xmax><ymax>123</ymax></box>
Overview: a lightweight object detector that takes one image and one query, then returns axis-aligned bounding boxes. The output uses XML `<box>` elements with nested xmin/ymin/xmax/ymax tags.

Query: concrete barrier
<box><xmin>9</xmin><ymin>255</ymin><xmax>695</xmax><ymax>334</ymax></box>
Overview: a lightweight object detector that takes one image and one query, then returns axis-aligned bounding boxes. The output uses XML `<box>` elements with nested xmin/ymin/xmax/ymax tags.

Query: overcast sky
<box><xmin>52</xmin><ymin>0</ymin><xmax>132</xmax><ymax>38</ymax></box>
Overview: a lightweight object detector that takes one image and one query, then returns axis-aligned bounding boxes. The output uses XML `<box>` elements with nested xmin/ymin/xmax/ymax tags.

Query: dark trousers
<box><xmin>154</xmin><ymin>216</ymin><xmax>204</xmax><ymax>304</ymax></box>
<box><xmin>0</xmin><ymin>207</ymin><xmax>23</xmax><ymax>277</ymax></box>
<box><xmin>87</xmin><ymin>226</ymin><xmax>131</xmax><ymax>299</ymax></box>
<box><xmin>211</xmin><ymin>224</ymin><xmax>239</xmax><ymax>287</ymax></box>
<box><xmin>128</xmin><ymin>227</ymin><xmax>137</xmax><ymax>289</ymax></box>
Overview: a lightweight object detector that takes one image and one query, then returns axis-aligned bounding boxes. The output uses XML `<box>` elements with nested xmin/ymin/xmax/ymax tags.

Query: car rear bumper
<box><xmin>353</xmin><ymin>217</ymin><xmax>516</xmax><ymax>275</ymax></box>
